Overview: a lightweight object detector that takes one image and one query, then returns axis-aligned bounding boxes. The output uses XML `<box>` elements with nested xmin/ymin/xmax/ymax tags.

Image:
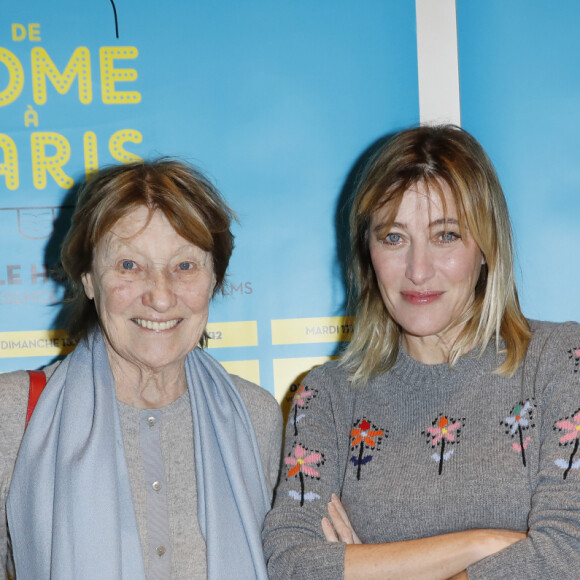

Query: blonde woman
<box><xmin>263</xmin><ymin>125</ymin><xmax>580</xmax><ymax>579</ymax></box>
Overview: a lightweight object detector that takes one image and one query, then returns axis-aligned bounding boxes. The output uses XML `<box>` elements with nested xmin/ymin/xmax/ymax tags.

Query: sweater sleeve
<box><xmin>0</xmin><ymin>362</ymin><xmax>62</xmax><ymax>580</ymax></box>
<box><xmin>230</xmin><ymin>374</ymin><xmax>284</xmax><ymax>498</ymax></box>
<box><xmin>0</xmin><ymin>370</ymin><xmax>29</xmax><ymax>580</ymax></box>
<box><xmin>263</xmin><ymin>364</ymin><xmax>347</xmax><ymax>580</ymax></box>
<box><xmin>468</xmin><ymin>321</ymin><xmax>580</xmax><ymax>579</ymax></box>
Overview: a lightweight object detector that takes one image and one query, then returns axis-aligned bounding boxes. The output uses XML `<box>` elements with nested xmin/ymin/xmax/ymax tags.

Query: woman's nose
<box><xmin>405</xmin><ymin>243</ymin><xmax>435</xmax><ymax>285</ymax></box>
<box><xmin>142</xmin><ymin>271</ymin><xmax>177</xmax><ymax>311</ymax></box>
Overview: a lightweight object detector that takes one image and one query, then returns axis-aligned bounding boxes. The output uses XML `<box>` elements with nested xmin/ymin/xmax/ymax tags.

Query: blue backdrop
<box><xmin>1</xmin><ymin>1</ymin><xmax>578</xmax><ymax>406</ymax></box>
<box><xmin>458</xmin><ymin>0</ymin><xmax>580</xmax><ymax>324</ymax></box>
<box><xmin>0</xmin><ymin>1</ymin><xmax>419</xmax><ymax>406</ymax></box>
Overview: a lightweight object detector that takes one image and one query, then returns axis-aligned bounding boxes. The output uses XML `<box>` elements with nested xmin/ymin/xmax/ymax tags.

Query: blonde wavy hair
<box><xmin>340</xmin><ymin>125</ymin><xmax>530</xmax><ymax>385</ymax></box>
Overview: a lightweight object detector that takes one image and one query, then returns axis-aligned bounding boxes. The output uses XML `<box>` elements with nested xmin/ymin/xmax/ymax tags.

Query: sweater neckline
<box><xmin>389</xmin><ymin>341</ymin><xmax>495</xmax><ymax>385</ymax></box>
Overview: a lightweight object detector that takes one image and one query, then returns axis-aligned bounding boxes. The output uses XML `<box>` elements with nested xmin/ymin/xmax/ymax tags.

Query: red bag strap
<box><xmin>26</xmin><ymin>370</ymin><xmax>47</xmax><ymax>429</ymax></box>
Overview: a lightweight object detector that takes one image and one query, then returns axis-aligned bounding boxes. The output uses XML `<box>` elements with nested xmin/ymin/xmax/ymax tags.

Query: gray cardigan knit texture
<box><xmin>263</xmin><ymin>320</ymin><xmax>580</xmax><ymax>579</ymax></box>
<box><xmin>0</xmin><ymin>363</ymin><xmax>282</xmax><ymax>579</ymax></box>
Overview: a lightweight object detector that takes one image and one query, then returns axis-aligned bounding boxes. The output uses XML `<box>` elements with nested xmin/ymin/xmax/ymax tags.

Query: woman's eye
<box><xmin>121</xmin><ymin>260</ymin><xmax>136</xmax><ymax>270</ymax></box>
<box><xmin>438</xmin><ymin>231</ymin><xmax>461</xmax><ymax>243</ymax></box>
<box><xmin>178</xmin><ymin>262</ymin><xmax>193</xmax><ymax>271</ymax></box>
<box><xmin>384</xmin><ymin>233</ymin><xmax>402</xmax><ymax>245</ymax></box>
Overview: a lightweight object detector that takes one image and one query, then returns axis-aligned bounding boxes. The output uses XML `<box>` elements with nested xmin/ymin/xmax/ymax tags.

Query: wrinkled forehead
<box><xmin>92</xmin><ymin>198</ymin><xmax>214</xmax><ymax>252</ymax></box>
<box><xmin>107</xmin><ymin>206</ymin><xmax>155</xmax><ymax>239</ymax></box>
<box><xmin>95</xmin><ymin>207</ymin><xmax>207</xmax><ymax>259</ymax></box>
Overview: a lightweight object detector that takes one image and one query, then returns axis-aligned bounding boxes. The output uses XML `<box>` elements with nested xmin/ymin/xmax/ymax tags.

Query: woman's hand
<box><xmin>321</xmin><ymin>493</ymin><xmax>362</xmax><ymax>544</ymax></box>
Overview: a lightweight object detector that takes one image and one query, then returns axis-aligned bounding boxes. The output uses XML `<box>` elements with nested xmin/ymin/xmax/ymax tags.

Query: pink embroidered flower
<box><xmin>426</xmin><ymin>416</ymin><xmax>462</xmax><ymax>446</ymax></box>
<box><xmin>290</xmin><ymin>384</ymin><xmax>317</xmax><ymax>436</ymax></box>
<box><xmin>285</xmin><ymin>444</ymin><xmax>323</xmax><ymax>478</ymax></box>
<box><xmin>423</xmin><ymin>414</ymin><xmax>464</xmax><ymax>475</ymax></box>
<box><xmin>285</xmin><ymin>443</ymin><xmax>324</xmax><ymax>505</ymax></box>
<box><xmin>292</xmin><ymin>384</ymin><xmax>314</xmax><ymax>409</ymax></box>
<box><xmin>555</xmin><ymin>411</ymin><xmax>580</xmax><ymax>444</ymax></box>
<box><xmin>554</xmin><ymin>409</ymin><xmax>580</xmax><ymax>479</ymax></box>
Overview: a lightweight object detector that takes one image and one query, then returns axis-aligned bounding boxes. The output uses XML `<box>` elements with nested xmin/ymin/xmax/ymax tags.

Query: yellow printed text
<box><xmin>0</xmin><ymin>329</ymin><xmax>77</xmax><ymax>358</ymax></box>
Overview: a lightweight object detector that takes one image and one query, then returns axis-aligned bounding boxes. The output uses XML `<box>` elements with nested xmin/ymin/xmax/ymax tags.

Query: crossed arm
<box><xmin>265</xmin><ymin>324</ymin><xmax>580</xmax><ymax>580</ymax></box>
<box><xmin>322</xmin><ymin>494</ymin><xmax>526</xmax><ymax>580</ymax></box>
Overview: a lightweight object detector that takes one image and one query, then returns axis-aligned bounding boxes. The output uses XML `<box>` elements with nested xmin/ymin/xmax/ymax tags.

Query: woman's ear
<box><xmin>81</xmin><ymin>272</ymin><xmax>95</xmax><ymax>300</ymax></box>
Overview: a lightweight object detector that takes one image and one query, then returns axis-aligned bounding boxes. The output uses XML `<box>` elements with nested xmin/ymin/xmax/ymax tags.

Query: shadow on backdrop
<box><xmin>331</xmin><ymin>131</ymin><xmax>397</xmax><ymax>358</ymax></box>
<box><xmin>41</xmin><ymin>182</ymin><xmax>83</xmax><ymax>366</ymax></box>
<box><xmin>280</xmin><ymin>132</ymin><xmax>398</xmax><ymax>426</ymax></box>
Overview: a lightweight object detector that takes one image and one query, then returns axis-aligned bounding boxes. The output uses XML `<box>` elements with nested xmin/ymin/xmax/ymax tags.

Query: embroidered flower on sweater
<box><xmin>422</xmin><ymin>414</ymin><xmax>465</xmax><ymax>475</ymax></box>
<box><xmin>568</xmin><ymin>347</ymin><xmax>580</xmax><ymax>374</ymax></box>
<box><xmin>289</xmin><ymin>383</ymin><xmax>317</xmax><ymax>436</ymax></box>
<box><xmin>349</xmin><ymin>418</ymin><xmax>386</xmax><ymax>480</ymax></box>
<box><xmin>554</xmin><ymin>409</ymin><xmax>580</xmax><ymax>479</ymax></box>
<box><xmin>285</xmin><ymin>443</ymin><xmax>324</xmax><ymax>505</ymax></box>
<box><xmin>501</xmin><ymin>400</ymin><xmax>536</xmax><ymax>467</ymax></box>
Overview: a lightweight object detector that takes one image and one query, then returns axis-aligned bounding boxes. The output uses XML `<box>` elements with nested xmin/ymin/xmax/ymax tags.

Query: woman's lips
<box><xmin>400</xmin><ymin>291</ymin><xmax>444</xmax><ymax>305</ymax></box>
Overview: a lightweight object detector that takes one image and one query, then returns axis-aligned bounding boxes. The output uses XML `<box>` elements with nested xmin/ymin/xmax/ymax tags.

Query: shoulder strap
<box><xmin>26</xmin><ymin>370</ymin><xmax>47</xmax><ymax>429</ymax></box>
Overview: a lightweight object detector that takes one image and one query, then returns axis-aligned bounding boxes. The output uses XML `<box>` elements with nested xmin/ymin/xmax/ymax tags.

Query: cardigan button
<box><xmin>156</xmin><ymin>546</ymin><xmax>166</xmax><ymax>557</ymax></box>
<box><xmin>152</xmin><ymin>481</ymin><xmax>162</xmax><ymax>492</ymax></box>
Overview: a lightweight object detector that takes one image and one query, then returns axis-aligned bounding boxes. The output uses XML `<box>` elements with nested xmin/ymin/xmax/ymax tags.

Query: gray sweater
<box><xmin>0</xmin><ymin>363</ymin><xmax>282</xmax><ymax>579</ymax></box>
<box><xmin>263</xmin><ymin>320</ymin><xmax>580</xmax><ymax>579</ymax></box>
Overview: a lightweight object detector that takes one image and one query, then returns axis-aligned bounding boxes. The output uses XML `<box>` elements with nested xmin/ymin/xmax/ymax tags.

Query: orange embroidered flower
<box><xmin>350</xmin><ymin>419</ymin><xmax>384</xmax><ymax>448</ymax></box>
<box><xmin>349</xmin><ymin>418</ymin><xmax>386</xmax><ymax>480</ymax></box>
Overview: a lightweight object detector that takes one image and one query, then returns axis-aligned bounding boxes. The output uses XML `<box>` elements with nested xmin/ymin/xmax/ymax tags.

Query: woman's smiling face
<box><xmin>369</xmin><ymin>182</ymin><xmax>484</xmax><ymax>362</ymax></box>
<box><xmin>81</xmin><ymin>206</ymin><xmax>216</xmax><ymax>375</ymax></box>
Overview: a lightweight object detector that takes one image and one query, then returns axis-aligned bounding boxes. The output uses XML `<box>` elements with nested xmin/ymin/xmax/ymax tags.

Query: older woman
<box><xmin>0</xmin><ymin>160</ymin><xmax>282</xmax><ymax>579</ymax></box>
<box><xmin>263</xmin><ymin>125</ymin><xmax>580</xmax><ymax>579</ymax></box>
